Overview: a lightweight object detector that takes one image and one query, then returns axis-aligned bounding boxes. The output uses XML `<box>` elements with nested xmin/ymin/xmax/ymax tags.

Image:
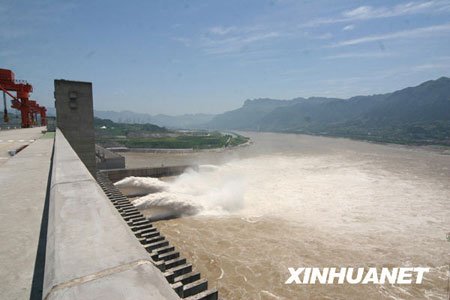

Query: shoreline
<box><xmin>106</xmin><ymin>140</ymin><xmax>252</xmax><ymax>154</ymax></box>
<box><xmin>236</xmin><ymin>130</ymin><xmax>450</xmax><ymax>155</ymax></box>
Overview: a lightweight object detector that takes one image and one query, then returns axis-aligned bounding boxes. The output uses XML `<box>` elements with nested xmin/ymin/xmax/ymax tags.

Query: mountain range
<box><xmin>46</xmin><ymin>107</ymin><xmax>214</xmax><ymax>129</ymax></box>
<box><xmin>205</xmin><ymin>77</ymin><xmax>450</xmax><ymax>145</ymax></box>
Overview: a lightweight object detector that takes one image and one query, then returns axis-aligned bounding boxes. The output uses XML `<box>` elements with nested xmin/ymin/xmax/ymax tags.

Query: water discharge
<box><xmin>116</xmin><ymin>132</ymin><xmax>450</xmax><ymax>300</ymax></box>
<box><xmin>115</xmin><ymin>165</ymin><xmax>245</xmax><ymax>217</ymax></box>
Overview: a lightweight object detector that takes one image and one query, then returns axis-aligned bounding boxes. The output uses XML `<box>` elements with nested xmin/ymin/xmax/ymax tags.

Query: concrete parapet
<box><xmin>96</xmin><ymin>144</ymin><xmax>125</xmax><ymax>170</ymax></box>
<box><xmin>43</xmin><ymin>129</ymin><xmax>179</xmax><ymax>299</ymax></box>
<box><xmin>101</xmin><ymin>165</ymin><xmax>196</xmax><ymax>182</ymax></box>
<box><xmin>109</xmin><ymin>147</ymin><xmax>195</xmax><ymax>153</ymax></box>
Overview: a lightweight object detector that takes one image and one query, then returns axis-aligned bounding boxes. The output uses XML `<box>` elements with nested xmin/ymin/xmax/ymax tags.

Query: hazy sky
<box><xmin>1</xmin><ymin>0</ymin><xmax>450</xmax><ymax>115</ymax></box>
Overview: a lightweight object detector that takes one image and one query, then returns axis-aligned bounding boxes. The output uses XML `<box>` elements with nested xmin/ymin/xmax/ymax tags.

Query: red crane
<box><xmin>29</xmin><ymin>100</ymin><xmax>38</xmax><ymax>126</ymax></box>
<box><xmin>39</xmin><ymin>106</ymin><xmax>47</xmax><ymax>126</ymax></box>
<box><xmin>0</xmin><ymin>68</ymin><xmax>47</xmax><ymax>127</ymax></box>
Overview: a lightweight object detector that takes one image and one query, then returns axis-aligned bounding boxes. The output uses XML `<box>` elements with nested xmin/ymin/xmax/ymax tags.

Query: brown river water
<box><xmin>117</xmin><ymin>132</ymin><xmax>450</xmax><ymax>300</ymax></box>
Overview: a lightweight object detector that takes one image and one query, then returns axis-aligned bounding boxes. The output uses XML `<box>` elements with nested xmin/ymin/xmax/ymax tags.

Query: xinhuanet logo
<box><xmin>285</xmin><ymin>267</ymin><xmax>430</xmax><ymax>284</ymax></box>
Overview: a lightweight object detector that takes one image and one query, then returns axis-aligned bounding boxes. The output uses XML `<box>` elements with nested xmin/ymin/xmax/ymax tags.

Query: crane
<box><xmin>0</xmin><ymin>68</ymin><xmax>46</xmax><ymax>127</ymax></box>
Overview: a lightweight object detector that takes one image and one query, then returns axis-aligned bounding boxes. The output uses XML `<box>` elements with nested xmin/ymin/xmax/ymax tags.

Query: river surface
<box><xmin>117</xmin><ymin>132</ymin><xmax>450</xmax><ymax>300</ymax></box>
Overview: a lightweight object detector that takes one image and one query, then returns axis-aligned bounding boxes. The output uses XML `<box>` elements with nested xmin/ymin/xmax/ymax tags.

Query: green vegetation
<box><xmin>94</xmin><ymin>117</ymin><xmax>168</xmax><ymax>136</ymax></box>
<box><xmin>98</xmin><ymin>134</ymin><xmax>242</xmax><ymax>149</ymax></box>
<box><xmin>95</xmin><ymin>117</ymin><xmax>249</xmax><ymax>149</ymax></box>
<box><xmin>312</xmin><ymin>120</ymin><xmax>450</xmax><ymax>146</ymax></box>
<box><xmin>282</xmin><ymin>120</ymin><xmax>450</xmax><ymax>146</ymax></box>
<box><xmin>228</xmin><ymin>134</ymin><xmax>250</xmax><ymax>146</ymax></box>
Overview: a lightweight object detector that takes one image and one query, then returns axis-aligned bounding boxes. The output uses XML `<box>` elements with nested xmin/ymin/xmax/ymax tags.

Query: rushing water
<box><xmin>117</xmin><ymin>132</ymin><xmax>450</xmax><ymax>300</ymax></box>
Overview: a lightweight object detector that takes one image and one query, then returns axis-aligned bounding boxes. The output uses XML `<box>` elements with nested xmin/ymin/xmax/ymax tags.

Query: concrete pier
<box><xmin>96</xmin><ymin>144</ymin><xmax>125</xmax><ymax>170</ymax></box>
<box><xmin>54</xmin><ymin>80</ymin><xmax>96</xmax><ymax>176</ymax></box>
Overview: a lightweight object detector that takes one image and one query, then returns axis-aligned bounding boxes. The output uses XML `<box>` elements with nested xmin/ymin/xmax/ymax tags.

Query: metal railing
<box><xmin>13</xmin><ymin>79</ymin><xmax>29</xmax><ymax>85</ymax></box>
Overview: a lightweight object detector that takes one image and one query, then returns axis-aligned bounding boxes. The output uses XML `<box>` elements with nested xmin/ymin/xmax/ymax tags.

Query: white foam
<box><xmin>117</xmin><ymin>165</ymin><xmax>245</xmax><ymax>217</ymax></box>
<box><xmin>114</xmin><ymin>176</ymin><xmax>169</xmax><ymax>194</ymax></box>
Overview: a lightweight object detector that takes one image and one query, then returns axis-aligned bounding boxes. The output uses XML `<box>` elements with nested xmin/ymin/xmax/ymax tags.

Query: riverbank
<box><xmin>108</xmin><ymin>139</ymin><xmax>251</xmax><ymax>154</ymax></box>
<box><xmin>287</xmin><ymin>131</ymin><xmax>450</xmax><ymax>155</ymax></box>
<box><xmin>277</xmin><ymin>128</ymin><xmax>450</xmax><ymax>147</ymax></box>
<box><xmin>98</xmin><ymin>130</ymin><xmax>250</xmax><ymax>151</ymax></box>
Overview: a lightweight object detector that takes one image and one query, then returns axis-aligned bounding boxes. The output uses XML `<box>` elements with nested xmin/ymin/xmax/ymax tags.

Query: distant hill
<box><xmin>149</xmin><ymin>113</ymin><xmax>215</xmax><ymax>129</ymax></box>
<box><xmin>94</xmin><ymin>117</ymin><xmax>168</xmax><ymax>133</ymax></box>
<box><xmin>207</xmin><ymin>98</ymin><xmax>305</xmax><ymax>130</ymax></box>
<box><xmin>46</xmin><ymin>108</ymin><xmax>214</xmax><ymax>129</ymax></box>
<box><xmin>206</xmin><ymin>77</ymin><xmax>450</xmax><ymax>145</ymax></box>
<box><xmin>0</xmin><ymin>111</ymin><xmax>21</xmax><ymax>126</ymax></box>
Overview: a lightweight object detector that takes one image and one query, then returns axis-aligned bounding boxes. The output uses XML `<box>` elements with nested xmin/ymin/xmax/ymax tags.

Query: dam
<box><xmin>0</xmin><ymin>80</ymin><xmax>218</xmax><ymax>299</ymax></box>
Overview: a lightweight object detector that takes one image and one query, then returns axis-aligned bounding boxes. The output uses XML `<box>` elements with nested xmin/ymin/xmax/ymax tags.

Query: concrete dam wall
<box><xmin>43</xmin><ymin>129</ymin><xmax>217</xmax><ymax>299</ymax></box>
<box><xmin>102</xmin><ymin>165</ymin><xmax>195</xmax><ymax>182</ymax></box>
<box><xmin>1</xmin><ymin>80</ymin><xmax>219</xmax><ymax>299</ymax></box>
<box><xmin>44</xmin><ymin>129</ymin><xmax>181</xmax><ymax>299</ymax></box>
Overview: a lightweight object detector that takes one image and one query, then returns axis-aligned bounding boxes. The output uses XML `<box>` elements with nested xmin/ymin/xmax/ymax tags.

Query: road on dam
<box><xmin>0</xmin><ymin>127</ymin><xmax>45</xmax><ymax>166</ymax></box>
<box><xmin>0</xmin><ymin>127</ymin><xmax>53</xmax><ymax>300</ymax></box>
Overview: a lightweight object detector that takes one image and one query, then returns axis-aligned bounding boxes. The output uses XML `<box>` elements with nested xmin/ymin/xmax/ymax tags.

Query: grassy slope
<box><xmin>95</xmin><ymin>117</ymin><xmax>249</xmax><ymax>149</ymax></box>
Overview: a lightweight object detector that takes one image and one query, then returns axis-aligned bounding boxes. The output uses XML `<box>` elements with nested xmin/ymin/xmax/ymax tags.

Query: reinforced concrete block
<box><xmin>174</xmin><ymin>271</ymin><xmax>201</xmax><ymax>285</ymax></box>
<box><xmin>183</xmin><ymin>278</ymin><xmax>208</xmax><ymax>298</ymax></box>
<box><xmin>54</xmin><ymin>79</ymin><xmax>96</xmax><ymax>176</ymax></box>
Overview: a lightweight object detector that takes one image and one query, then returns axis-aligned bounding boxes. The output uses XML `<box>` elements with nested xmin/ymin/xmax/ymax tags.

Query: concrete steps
<box><xmin>96</xmin><ymin>172</ymin><xmax>219</xmax><ymax>300</ymax></box>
